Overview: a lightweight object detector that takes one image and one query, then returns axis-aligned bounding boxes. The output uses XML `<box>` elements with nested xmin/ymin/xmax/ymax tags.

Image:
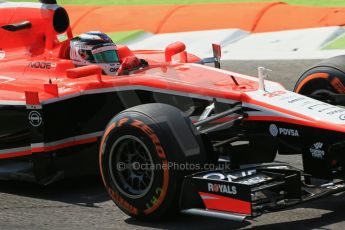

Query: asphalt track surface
<box><xmin>2</xmin><ymin>59</ymin><xmax>345</xmax><ymax>230</ymax></box>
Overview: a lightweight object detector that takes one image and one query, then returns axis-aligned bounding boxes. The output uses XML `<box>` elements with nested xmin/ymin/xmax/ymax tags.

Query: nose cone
<box><xmin>243</xmin><ymin>89</ymin><xmax>345</xmax><ymax>133</ymax></box>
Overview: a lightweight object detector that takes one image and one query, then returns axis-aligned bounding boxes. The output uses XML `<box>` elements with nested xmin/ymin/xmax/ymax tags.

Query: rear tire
<box><xmin>99</xmin><ymin>103</ymin><xmax>208</xmax><ymax>220</ymax></box>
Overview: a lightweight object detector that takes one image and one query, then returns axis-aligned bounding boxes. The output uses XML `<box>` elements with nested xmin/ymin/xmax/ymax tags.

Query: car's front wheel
<box><xmin>294</xmin><ymin>55</ymin><xmax>345</xmax><ymax>106</ymax></box>
<box><xmin>99</xmin><ymin>103</ymin><xmax>209</xmax><ymax>220</ymax></box>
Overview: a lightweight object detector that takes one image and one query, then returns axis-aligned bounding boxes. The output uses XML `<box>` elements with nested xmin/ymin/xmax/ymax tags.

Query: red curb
<box><xmin>64</xmin><ymin>3</ymin><xmax>345</xmax><ymax>34</ymax></box>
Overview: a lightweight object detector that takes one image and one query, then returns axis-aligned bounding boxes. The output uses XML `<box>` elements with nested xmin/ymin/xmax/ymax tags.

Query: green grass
<box><xmin>8</xmin><ymin>0</ymin><xmax>345</xmax><ymax>6</ymax></box>
<box><xmin>106</xmin><ymin>30</ymin><xmax>146</xmax><ymax>43</ymax></box>
<box><xmin>324</xmin><ymin>34</ymin><xmax>345</xmax><ymax>50</ymax></box>
<box><xmin>57</xmin><ymin>30</ymin><xmax>146</xmax><ymax>43</ymax></box>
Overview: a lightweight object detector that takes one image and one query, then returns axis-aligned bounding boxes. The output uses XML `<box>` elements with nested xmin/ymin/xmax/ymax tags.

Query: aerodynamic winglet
<box><xmin>1</xmin><ymin>21</ymin><xmax>31</xmax><ymax>32</ymax></box>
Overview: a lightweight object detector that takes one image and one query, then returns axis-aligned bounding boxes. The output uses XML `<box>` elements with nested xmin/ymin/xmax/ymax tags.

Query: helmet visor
<box><xmin>92</xmin><ymin>45</ymin><xmax>119</xmax><ymax>64</ymax></box>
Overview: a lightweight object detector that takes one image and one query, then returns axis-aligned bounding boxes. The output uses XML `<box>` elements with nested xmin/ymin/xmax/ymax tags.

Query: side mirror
<box><xmin>194</xmin><ymin>44</ymin><xmax>222</xmax><ymax>69</ymax></box>
<box><xmin>165</xmin><ymin>42</ymin><xmax>186</xmax><ymax>62</ymax></box>
<box><xmin>212</xmin><ymin>44</ymin><xmax>221</xmax><ymax>69</ymax></box>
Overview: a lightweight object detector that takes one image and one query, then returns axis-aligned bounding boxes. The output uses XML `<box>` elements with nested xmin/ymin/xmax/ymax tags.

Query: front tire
<box><xmin>99</xmin><ymin>103</ymin><xmax>208</xmax><ymax>220</ymax></box>
<box><xmin>294</xmin><ymin>55</ymin><xmax>345</xmax><ymax>105</ymax></box>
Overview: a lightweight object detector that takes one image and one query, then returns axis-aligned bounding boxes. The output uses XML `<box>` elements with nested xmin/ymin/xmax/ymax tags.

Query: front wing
<box><xmin>179</xmin><ymin>163</ymin><xmax>345</xmax><ymax>221</ymax></box>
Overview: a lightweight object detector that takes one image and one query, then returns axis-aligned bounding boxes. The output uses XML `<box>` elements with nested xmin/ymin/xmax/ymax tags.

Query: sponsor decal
<box><xmin>203</xmin><ymin>170</ymin><xmax>271</xmax><ymax>186</ymax></box>
<box><xmin>238</xmin><ymin>176</ymin><xmax>271</xmax><ymax>185</ymax></box>
<box><xmin>308</xmin><ymin>103</ymin><xmax>327</xmax><ymax>110</ymax></box>
<box><xmin>28</xmin><ymin>111</ymin><xmax>42</xmax><ymax>127</ymax></box>
<box><xmin>208</xmin><ymin>183</ymin><xmax>237</xmax><ymax>195</ymax></box>
<box><xmin>318</xmin><ymin>107</ymin><xmax>334</xmax><ymax>113</ymax></box>
<box><xmin>0</xmin><ymin>50</ymin><xmax>5</xmax><ymax>60</ymax></box>
<box><xmin>107</xmin><ymin>188</ymin><xmax>138</xmax><ymax>215</ymax></box>
<box><xmin>129</xmin><ymin>119</ymin><xmax>169</xmax><ymax>215</ymax></box>
<box><xmin>145</xmin><ymin>187</ymin><xmax>162</xmax><ymax>209</ymax></box>
<box><xmin>203</xmin><ymin>169</ymin><xmax>256</xmax><ymax>182</ymax></box>
<box><xmin>269</xmin><ymin>124</ymin><xmax>299</xmax><ymax>137</ymax></box>
<box><xmin>28</xmin><ymin>62</ymin><xmax>57</xmax><ymax>69</ymax></box>
<box><xmin>331</xmin><ymin>77</ymin><xmax>345</xmax><ymax>94</ymax></box>
<box><xmin>269</xmin><ymin>124</ymin><xmax>279</xmax><ymax>137</ymax></box>
<box><xmin>310</xmin><ymin>142</ymin><xmax>325</xmax><ymax>159</ymax></box>
<box><xmin>203</xmin><ymin>173</ymin><xmax>227</xmax><ymax>180</ymax></box>
<box><xmin>279</xmin><ymin>127</ymin><xmax>299</xmax><ymax>136</ymax></box>
<box><xmin>263</xmin><ymin>90</ymin><xmax>286</xmax><ymax>98</ymax></box>
<box><xmin>340</xmin><ymin>114</ymin><xmax>345</xmax><ymax>120</ymax></box>
<box><xmin>326</xmin><ymin>109</ymin><xmax>345</xmax><ymax>115</ymax></box>
<box><xmin>109</xmin><ymin>67</ymin><xmax>117</xmax><ymax>73</ymax></box>
<box><xmin>131</xmin><ymin>119</ymin><xmax>167</xmax><ymax>159</ymax></box>
<box><xmin>288</xmin><ymin>97</ymin><xmax>305</xmax><ymax>104</ymax></box>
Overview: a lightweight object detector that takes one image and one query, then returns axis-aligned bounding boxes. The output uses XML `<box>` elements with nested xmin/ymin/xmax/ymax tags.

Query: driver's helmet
<box><xmin>70</xmin><ymin>31</ymin><xmax>120</xmax><ymax>76</ymax></box>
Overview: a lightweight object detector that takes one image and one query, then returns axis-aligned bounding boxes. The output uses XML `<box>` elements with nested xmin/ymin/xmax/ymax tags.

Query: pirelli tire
<box><xmin>99</xmin><ymin>103</ymin><xmax>209</xmax><ymax>220</ymax></box>
<box><xmin>294</xmin><ymin>55</ymin><xmax>345</xmax><ymax>105</ymax></box>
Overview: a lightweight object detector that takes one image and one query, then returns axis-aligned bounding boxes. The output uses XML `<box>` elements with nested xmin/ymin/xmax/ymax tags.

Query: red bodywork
<box><xmin>2</xmin><ymin>2</ymin><xmax>345</xmax><ymax>152</ymax></box>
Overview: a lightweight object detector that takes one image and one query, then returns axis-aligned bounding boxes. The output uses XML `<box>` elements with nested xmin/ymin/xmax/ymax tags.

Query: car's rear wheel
<box><xmin>294</xmin><ymin>55</ymin><xmax>345</xmax><ymax>106</ymax></box>
<box><xmin>99</xmin><ymin>103</ymin><xmax>209</xmax><ymax>220</ymax></box>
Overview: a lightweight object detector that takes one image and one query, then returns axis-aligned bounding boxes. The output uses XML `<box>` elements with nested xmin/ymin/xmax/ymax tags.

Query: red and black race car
<box><xmin>2</xmin><ymin>0</ymin><xmax>345</xmax><ymax>222</ymax></box>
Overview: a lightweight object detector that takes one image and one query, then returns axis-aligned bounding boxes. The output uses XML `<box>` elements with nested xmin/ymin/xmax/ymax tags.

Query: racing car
<box><xmin>2</xmin><ymin>0</ymin><xmax>345</xmax><ymax>223</ymax></box>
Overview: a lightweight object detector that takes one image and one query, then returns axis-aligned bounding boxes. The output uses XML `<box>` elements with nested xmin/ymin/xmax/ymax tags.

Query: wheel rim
<box><xmin>109</xmin><ymin>135</ymin><xmax>155</xmax><ymax>199</ymax></box>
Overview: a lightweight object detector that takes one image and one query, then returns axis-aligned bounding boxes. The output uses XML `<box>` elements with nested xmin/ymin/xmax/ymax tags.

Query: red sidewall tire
<box><xmin>99</xmin><ymin>104</ymin><xmax>208</xmax><ymax>220</ymax></box>
<box><xmin>294</xmin><ymin>56</ymin><xmax>345</xmax><ymax>99</ymax></box>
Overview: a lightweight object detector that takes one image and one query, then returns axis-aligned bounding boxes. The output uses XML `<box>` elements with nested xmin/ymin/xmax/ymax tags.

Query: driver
<box><xmin>70</xmin><ymin>31</ymin><xmax>120</xmax><ymax>76</ymax></box>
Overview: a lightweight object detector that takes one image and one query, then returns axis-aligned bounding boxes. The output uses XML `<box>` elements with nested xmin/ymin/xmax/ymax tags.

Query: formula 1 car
<box><xmin>2</xmin><ymin>0</ymin><xmax>345</xmax><ymax>223</ymax></box>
